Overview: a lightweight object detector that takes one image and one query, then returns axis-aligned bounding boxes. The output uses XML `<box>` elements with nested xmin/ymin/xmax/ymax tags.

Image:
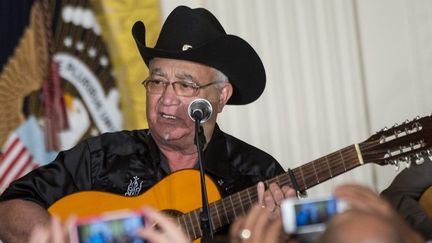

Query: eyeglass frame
<box><xmin>141</xmin><ymin>78</ymin><xmax>220</xmax><ymax>97</ymax></box>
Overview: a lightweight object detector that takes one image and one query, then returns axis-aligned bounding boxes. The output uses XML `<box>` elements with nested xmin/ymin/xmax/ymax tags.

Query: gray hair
<box><xmin>212</xmin><ymin>68</ymin><xmax>229</xmax><ymax>89</ymax></box>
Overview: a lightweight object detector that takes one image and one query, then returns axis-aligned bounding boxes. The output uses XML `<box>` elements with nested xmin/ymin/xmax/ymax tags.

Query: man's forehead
<box><xmin>149</xmin><ymin>67</ymin><xmax>196</xmax><ymax>81</ymax></box>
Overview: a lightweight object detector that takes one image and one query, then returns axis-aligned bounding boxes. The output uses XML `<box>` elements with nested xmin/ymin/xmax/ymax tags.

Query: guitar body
<box><xmin>48</xmin><ymin>170</ymin><xmax>222</xmax><ymax>222</ymax></box>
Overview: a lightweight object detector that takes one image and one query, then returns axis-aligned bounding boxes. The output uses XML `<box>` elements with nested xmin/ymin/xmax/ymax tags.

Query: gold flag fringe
<box><xmin>0</xmin><ymin>1</ymin><xmax>49</xmax><ymax>146</ymax></box>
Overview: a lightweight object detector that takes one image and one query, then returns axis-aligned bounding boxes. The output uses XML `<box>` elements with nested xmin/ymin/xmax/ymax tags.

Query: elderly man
<box><xmin>0</xmin><ymin>6</ymin><xmax>293</xmax><ymax>242</ymax></box>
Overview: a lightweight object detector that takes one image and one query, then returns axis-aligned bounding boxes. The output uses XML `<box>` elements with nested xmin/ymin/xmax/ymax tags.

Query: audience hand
<box><xmin>332</xmin><ymin>184</ymin><xmax>425</xmax><ymax>243</ymax></box>
<box><xmin>137</xmin><ymin>206</ymin><xmax>190</xmax><ymax>243</ymax></box>
<box><xmin>28</xmin><ymin>215</ymin><xmax>73</xmax><ymax>243</ymax></box>
<box><xmin>230</xmin><ymin>204</ymin><xmax>296</xmax><ymax>243</ymax></box>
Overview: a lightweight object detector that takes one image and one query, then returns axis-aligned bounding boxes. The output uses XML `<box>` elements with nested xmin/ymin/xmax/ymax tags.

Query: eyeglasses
<box><xmin>142</xmin><ymin>78</ymin><xmax>218</xmax><ymax>97</ymax></box>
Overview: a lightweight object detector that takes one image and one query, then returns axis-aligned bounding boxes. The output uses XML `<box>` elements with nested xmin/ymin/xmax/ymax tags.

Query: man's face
<box><xmin>145</xmin><ymin>58</ymin><xmax>232</xmax><ymax>150</ymax></box>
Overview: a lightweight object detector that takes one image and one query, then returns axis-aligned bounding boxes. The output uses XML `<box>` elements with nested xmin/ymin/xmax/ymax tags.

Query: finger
<box><xmin>141</xmin><ymin>207</ymin><xmax>189</xmax><ymax>242</ymax></box>
<box><xmin>263</xmin><ymin>190</ymin><xmax>277</xmax><ymax>211</ymax></box>
<box><xmin>281</xmin><ymin>186</ymin><xmax>296</xmax><ymax>198</ymax></box>
<box><xmin>50</xmin><ymin>216</ymin><xmax>65</xmax><ymax>243</ymax></box>
<box><xmin>257</xmin><ymin>182</ymin><xmax>265</xmax><ymax>206</ymax></box>
<box><xmin>138</xmin><ymin>227</ymin><xmax>166</xmax><ymax>243</ymax></box>
<box><xmin>269</xmin><ymin>183</ymin><xmax>284</xmax><ymax>205</ymax></box>
<box><xmin>334</xmin><ymin>184</ymin><xmax>393</xmax><ymax>215</ymax></box>
<box><xmin>64</xmin><ymin>215</ymin><xmax>77</xmax><ymax>241</ymax></box>
<box><xmin>142</xmin><ymin>207</ymin><xmax>177</xmax><ymax>230</ymax></box>
<box><xmin>264</xmin><ymin>217</ymin><xmax>283</xmax><ymax>243</ymax></box>
<box><xmin>28</xmin><ymin>225</ymin><xmax>49</xmax><ymax>243</ymax></box>
<box><xmin>247</xmin><ymin>206</ymin><xmax>272</xmax><ymax>242</ymax></box>
<box><xmin>230</xmin><ymin>216</ymin><xmax>245</xmax><ymax>243</ymax></box>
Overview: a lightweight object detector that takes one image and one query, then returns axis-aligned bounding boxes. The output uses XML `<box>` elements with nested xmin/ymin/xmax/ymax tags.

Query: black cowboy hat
<box><xmin>132</xmin><ymin>5</ymin><xmax>266</xmax><ymax>105</ymax></box>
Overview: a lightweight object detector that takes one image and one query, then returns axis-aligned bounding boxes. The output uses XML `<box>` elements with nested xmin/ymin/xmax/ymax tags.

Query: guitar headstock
<box><xmin>360</xmin><ymin>115</ymin><xmax>432</xmax><ymax>170</ymax></box>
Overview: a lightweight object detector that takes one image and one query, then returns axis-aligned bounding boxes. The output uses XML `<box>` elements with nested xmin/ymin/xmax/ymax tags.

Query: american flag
<box><xmin>0</xmin><ymin>132</ymin><xmax>39</xmax><ymax>193</ymax></box>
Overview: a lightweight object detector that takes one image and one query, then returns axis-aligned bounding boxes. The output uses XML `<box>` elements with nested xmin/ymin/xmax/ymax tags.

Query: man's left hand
<box><xmin>257</xmin><ymin>182</ymin><xmax>296</xmax><ymax>212</ymax></box>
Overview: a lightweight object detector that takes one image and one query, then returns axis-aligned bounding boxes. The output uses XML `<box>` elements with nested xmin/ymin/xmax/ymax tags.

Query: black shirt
<box><xmin>0</xmin><ymin>125</ymin><xmax>284</xmax><ymax>209</ymax></box>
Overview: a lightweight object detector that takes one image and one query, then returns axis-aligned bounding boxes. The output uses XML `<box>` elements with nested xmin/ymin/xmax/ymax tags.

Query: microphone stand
<box><xmin>193</xmin><ymin>115</ymin><xmax>214</xmax><ymax>240</ymax></box>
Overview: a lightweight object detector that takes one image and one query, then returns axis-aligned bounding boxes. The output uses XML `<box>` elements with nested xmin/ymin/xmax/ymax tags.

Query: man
<box><xmin>0</xmin><ymin>6</ymin><xmax>293</xmax><ymax>242</ymax></box>
<box><xmin>381</xmin><ymin>157</ymin><xmax>432</xmax><ymax>240</ymax></box>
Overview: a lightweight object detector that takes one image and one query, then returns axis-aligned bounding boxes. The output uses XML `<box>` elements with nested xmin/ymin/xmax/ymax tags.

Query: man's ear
<box><xmin>217</xmin><ymin>82</ymin><xmax>233</xmax><ymax>113</ymax></box>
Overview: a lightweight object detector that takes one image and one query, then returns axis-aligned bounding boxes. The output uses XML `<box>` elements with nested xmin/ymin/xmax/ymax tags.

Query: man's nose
<box><xmin>160</xmin><ymin>83</ymin><xmax>180</xmax><ymax>105</ymax></box>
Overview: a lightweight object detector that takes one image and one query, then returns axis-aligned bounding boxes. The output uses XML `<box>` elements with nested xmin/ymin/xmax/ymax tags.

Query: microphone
<box><xmin>188</xmin><ymin>98</ymin><xmax>213</xmax><ymax>123</ymax></box>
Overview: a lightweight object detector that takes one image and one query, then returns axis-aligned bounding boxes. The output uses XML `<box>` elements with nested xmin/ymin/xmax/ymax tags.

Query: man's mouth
<box><xmin>161</xmin><ymin>113</ymin><xmax>177</xmax><ymax>120</ymax></box>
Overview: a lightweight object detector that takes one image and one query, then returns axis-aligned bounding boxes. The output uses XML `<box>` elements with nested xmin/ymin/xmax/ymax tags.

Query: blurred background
<box><xmin>0</xmin><ymin>0</ymin><xmax>431</xmax><ymax>196</ymax></box>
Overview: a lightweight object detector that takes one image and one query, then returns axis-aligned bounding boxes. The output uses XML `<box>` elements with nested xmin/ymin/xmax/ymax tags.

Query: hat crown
<box><xmin>156</xmin><ymin>6</ymin><xmax>226</xmax><ymax>51</ymax></box>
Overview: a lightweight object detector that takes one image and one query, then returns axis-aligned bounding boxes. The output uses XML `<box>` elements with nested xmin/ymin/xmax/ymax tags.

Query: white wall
<box><xmin>159</xmin><ymin>0</ymin><xmax>432</xmax><ymax>195</ymax></box>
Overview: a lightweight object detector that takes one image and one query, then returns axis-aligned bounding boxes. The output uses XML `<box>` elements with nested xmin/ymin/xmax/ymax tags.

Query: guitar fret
<box><xmin>325</xmin><ymin>155</ymin><xmax>333</xmax><ymax>177</ymax></box>
<box><xmin>339</xmin><ymin>150</ymin><xmax>347</xmax><ymax>171</ymax></box>
<box><xmin>210</xmin><ymin>205</ymin><xmax>216</xmax><ymax>231</ymax></box>
<box><xmin>246</xmin><ymin>188</ymin><xmax>252</xmax><ymax>206</ymax></box>
<box><xmin>180</xmin><ymin>215</ymin><xmax>191</xmax><ymax>239</ymax></box>
<box><xmin>315</xmin><ymin>158</ymin><xmax>332</xmax><ymax>183</ymax></box>
<box><xmin>193</xmin><ymin>210</ymin><xmax>201</xmax><ymax>238</ymax></box>
<box><xmin>220</xmin><ymin>197</ymin><xmax>230</xmax><ymax>224</ymax></box>
<box><xmin>311</xmin><ymin>160</ymin><xmax>319</xmax><ymax>183</ymax></box>
<box><xmin>237</xmin><ymin>192</ymin><xmax>245</xmax><ymax>215</ymax></box>
<box><xmin>298</xmin><ymin>164</ymin><xmax>308</xmax><ymax>189</ymax></box>
<box><xmin>213</xmin><ymin>201</ymin><xmax>221</xmax><ymax>229</ymax></box>
<box><xmin>187</xmin><ymin>212</ymin><xmax>196</xmax><ymax>239</ymax></box>
<box><xmin>229</xmin><ymin>195</ymin><xmax>237</xmax><ymax>218</ymax></box>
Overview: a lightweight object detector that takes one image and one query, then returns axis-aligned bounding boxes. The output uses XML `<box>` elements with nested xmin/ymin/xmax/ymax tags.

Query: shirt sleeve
<box><xmin>0</xmin><ymin>140</ymin><xmax>95</xmax><ymax>209</ymax></box>
<box><xmin>380</xmin><ymin>158</ymin><xmax>432</xmax><ymax>239</ymax></box>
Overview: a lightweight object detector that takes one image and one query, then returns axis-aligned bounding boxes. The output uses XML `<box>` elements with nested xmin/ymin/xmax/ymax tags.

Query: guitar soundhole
<box><xmin>161</xmin><ymin>209</ymin><xmax>184</xmax><ymax>217</ymax></box>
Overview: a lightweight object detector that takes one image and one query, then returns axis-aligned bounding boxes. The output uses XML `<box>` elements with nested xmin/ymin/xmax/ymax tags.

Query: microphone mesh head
<box><xmin>188</xmin><ymin>98</ymin><xmax>213</xmax><ymax>123</ymax></box>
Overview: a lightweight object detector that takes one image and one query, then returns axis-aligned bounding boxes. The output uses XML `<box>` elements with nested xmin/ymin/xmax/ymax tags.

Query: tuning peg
<box><xmin>394</xmin><ymin>161</ymin><xmax>400</xmax><ymax>171</ymax></box>
<box><xmin>415</xmin><ymin>153</ymin><xmax>424</xmax><ymax>165</ymax></box>
<box><xmin>412</xmin><ymin>122</ymin><xmax>422</xmax><ymax>132</ymax></box>
<box><xmin>428</xmin><ymin>149</ymin><xmax>432</xmax><ymax>161</ymax></box>
<box><xmin>406</xmin><ymin>159</ymin><xmax>411</xmax><ymax>168</ymax></box>
<box><xmin>393</xmin><ymin>123</ymin><xmax>399</xmax><ymax>128</ymax></box>
<box><xmin>379</xmin><ymin>135</ymin><xmax>386</xmax><ymax>144</ymax></box>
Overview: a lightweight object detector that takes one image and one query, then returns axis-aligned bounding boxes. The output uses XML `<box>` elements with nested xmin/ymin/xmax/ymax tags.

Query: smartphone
<box><xmin>69</xmin><ymin>210</ymin><xmax>146</xmax><ymax>243</ymax></box>
<box><xmin>281</xmin><ymin>196</ymin><xmax>347</xmax><ymax>234</ymax></box>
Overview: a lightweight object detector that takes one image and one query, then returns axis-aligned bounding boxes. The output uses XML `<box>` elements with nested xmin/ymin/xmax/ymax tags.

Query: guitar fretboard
<box><xmin>175</xmin><ymin>144</ymin><xmax>363</xmax><ymax>240</ymax></box>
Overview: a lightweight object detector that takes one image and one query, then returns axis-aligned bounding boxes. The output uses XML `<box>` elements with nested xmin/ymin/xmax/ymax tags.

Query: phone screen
<box><xmin>74</xmin><ymin>212</ymin><xmax>145</xmax><ymax>243</ymax></box>
<box><xmin>282</xmin><ymin>196</ymin><xmax>347</xmax><ymax>234</ymax></box>
<box><xmin>294</xmin><ymin>197</ymin><xmax>338</xmax><ymax>228</ymax></box>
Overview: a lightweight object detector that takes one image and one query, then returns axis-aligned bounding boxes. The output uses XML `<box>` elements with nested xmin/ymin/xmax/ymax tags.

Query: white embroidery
<box><xmin>125</xmin><ymin>176</ymin><xmax>143</xmax><ymax>196</ymax></box>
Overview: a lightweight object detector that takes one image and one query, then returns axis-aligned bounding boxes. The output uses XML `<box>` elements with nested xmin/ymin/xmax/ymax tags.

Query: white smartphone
<box><xmin>69</xmin><ymin>209</ymin><xmax>146</xmax><ymax>243</ymax></box>
<box><xmin>281</xmin><ymin>196</ymin><xmax>348</xmax><ymax>234</ymax></box>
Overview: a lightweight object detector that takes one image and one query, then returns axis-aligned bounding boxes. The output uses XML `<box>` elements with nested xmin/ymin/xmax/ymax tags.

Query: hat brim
<box><xmin>132</xmin><ymin>21</ymin><xmax>266</xmax><ymax>105</ymax></box>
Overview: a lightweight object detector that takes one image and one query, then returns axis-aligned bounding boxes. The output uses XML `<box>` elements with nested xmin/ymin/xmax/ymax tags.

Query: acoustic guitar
<box><xmin>49</xmin><ymin>115</ymin><xmax>432</xmax><ymax>241</ymax></box>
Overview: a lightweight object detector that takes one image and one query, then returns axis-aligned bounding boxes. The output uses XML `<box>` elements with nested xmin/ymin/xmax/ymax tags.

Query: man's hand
<box><xmin>257</xmin><ymin>182</ymin><xmax>296</xmax><ymax>212</ymax></box>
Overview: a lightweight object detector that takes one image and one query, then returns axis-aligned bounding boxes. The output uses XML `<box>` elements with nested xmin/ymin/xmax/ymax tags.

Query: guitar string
<box><xmin>174</xmin><ymin>137</ymin><xmax>422</xmax><ymax>237</ymax></box>
<box><xmin>182</xmin><ymin>147</ymin><xmax>358</xmax><ymax>235</ymax></box>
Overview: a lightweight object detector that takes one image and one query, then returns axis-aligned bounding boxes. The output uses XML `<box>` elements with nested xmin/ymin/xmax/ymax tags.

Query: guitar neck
<box><xmin>176</xmin><ymin>144</ymin><xmax>363</xmax><ymax>240</ymax></box>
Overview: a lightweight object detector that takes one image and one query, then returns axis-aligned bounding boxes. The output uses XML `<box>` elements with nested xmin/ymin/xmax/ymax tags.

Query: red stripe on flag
<box><xmin>15</xmin><ymin>156</ymin><xmax>34</xmax><ymax>181</ymax></box>
<box><xmin>0</xmin><ymin>137</ymin><xmax>20</xmax><ymax>161</ymax></box>
<box><xmin>0</xmin><ymin>147</ymin><xmax>26</xmax><ymax>186</ymax></box>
